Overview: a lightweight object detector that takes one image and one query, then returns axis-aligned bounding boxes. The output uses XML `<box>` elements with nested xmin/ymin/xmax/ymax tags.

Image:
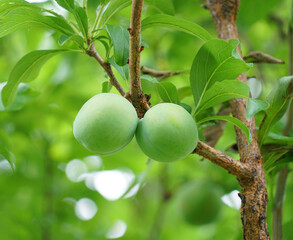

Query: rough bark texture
<box><xmin>128</xmin><ymin>0</ymin><xmax>150</xmax><ymax>118</ymax></box>
<box><xmin>206</xmin><ymin>0</ymin><xmax>270</xmax><ymax>239</ymax></box>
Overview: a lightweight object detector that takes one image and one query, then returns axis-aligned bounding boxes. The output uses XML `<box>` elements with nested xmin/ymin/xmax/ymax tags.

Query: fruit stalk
<box><xmin>86</xmin><ymin>43</ymin><xmax>126</xmax><ymax>96</ymax></box>
<box><xmin>128</xmin><ymin>0</ymin><xmax>150</xmax><ymax>118</ymax></box>
<box><xmin>206</xmin><ymin>0</ymin><xmax>270</xmax><ymax>239</ymax></box>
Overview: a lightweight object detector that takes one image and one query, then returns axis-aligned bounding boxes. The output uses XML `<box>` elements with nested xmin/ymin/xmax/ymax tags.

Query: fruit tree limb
<box><xmin>206</xmin><ymin>0</ymin><xmax>270</xmax><ymax>239</ymax></box>
<box><xmin>86</xmin><ymin>43</ymin><xmax>126</xmax><ymax>96</ymax></box>
<box><xmin>194</xmin><ymin>140</ymin><xmax>253</xmax><ymax>180</ymax></box>
<box><xmin>141</xmin><ymin>66</ymin><xmax>188</xmax><ymax>80</ymax></box>
<box><xmin>243</xmin><ymin>51</ymin><xmax>285</xmax><ymax>64</ymax></box>
<box><xmin>128</xmin><ymin>0</ymin><xmax>150</xmax><ymax>118</ymax></box>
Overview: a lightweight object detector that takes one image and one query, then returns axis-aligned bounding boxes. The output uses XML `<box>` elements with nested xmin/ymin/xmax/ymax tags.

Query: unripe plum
<box><xmin>178</xmin><ymin>181</ymin><xmax>222</xmax><ymax>225</ymax></box>
<box><xmin>73</xmin><ymin>93</ymin><xmax>138</xmax><ymax>155</ymax></box>
<box><xmin>135</xmin><ymin>103</ymin><xmax>198</xmax><ymax>162</ymax></box>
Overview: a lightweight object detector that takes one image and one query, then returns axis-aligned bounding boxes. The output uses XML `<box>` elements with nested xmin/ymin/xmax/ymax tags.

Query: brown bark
<box><xmin>206</xmin><ymin>0</ymin><xmax>270</xmax><ymax>239</ymax></box>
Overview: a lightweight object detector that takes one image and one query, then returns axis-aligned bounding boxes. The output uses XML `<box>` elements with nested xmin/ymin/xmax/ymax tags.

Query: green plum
<box><xmin>135</xmin><ymin>103</ymin><xmax>198</xmax><ymax>162</ymax></box>
<box><xmin>178</xmin><ymin>181</ymin><xmax>222</xmax><ymax>225</ymax></box>
<box><xmin>73</xmin><ymin>93</ymin><xmax>138</xmax><ymax>155</ymax></box>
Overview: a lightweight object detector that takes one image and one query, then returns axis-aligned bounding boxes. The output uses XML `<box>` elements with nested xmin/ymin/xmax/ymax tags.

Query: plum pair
<box><xmin>73</xmin><ymin>93</ymin><xmax>198</xmax><ymax>162</ymax></box>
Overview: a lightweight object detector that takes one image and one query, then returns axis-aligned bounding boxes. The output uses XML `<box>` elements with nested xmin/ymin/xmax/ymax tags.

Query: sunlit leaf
<box><xmin>100</xmin><ymin>0</ymin><xmax>131</xmax><ymax>26</ymax></box>
<box><xmin>55</xmin><ymin>0</ymin><xmax>75</xmax><ymax>11</ymax></box>
<box><xmin>73</xmin><ymin>7</ymin><xmax>88</xmax><ymax>38</ymax></box>
<box><xmin>2</xmin><ymin>49</ymin><xmax>75</xmax><ymax>107</ymax></box>
<box><xmin>190</xmin><ymin>39</ymin><xmax>252</xmax><ymax>113</ymax></box>
<box><xmin>195</xmin><ymin>80</ymin><xmax>250</xmax><ymax>116</ymax></box>
<box><xmin>141</xmin><ymin>14</ymin><xmax>212</xmax><ymax>41</ymax></box>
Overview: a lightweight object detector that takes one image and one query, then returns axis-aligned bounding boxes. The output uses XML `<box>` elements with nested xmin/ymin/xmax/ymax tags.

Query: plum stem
<box><xmin>86</xmin><ymin>43</ymin><xmax>126</xmax><ymax>97</ymax></box>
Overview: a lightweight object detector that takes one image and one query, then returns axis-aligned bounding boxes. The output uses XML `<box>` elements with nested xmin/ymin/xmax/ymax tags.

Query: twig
<box><xmin>194</xmin><ymin>140</ymin><xmax>253</xmax><ymax>180</ymax></box>
<box><xmin>141</xmin><ymin>66</ymin><xmax>188</xmax><ymax>80</ymax></box>
<box><xmin>243</xmin><ymin>51</ymin><xmax>285</xmax><ymax>64</ymax></box>
<box><xmin>128</xmin><ymin>0</ymin><xmax>150</xmax><ymax>118</ymax></box>
<box><xmin>86</xmin><ymin>43</ymin><xmax>126</xmax><ymax>96</ymax></box>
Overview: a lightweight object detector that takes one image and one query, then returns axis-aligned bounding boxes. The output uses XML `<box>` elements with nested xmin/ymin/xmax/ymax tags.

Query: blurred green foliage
<box><xmin>0</xmin><ymin>0</ymin><xmax>292</xmax><ymax>239</ymax></box>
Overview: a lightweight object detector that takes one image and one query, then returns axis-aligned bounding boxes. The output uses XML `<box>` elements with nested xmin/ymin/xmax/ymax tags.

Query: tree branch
<box><xmin>206</xmin><ymin>0</ymin><xmax>269</xmax><ymax>239</ymax></box>
<box><xmin>86</xmin><ymin>43</ymin><xmax>126</xmax><ymax>96</ymax></box>
<box><xmin>141</xmin><ymin>66</ymin><xmax>188</xmax><ymax>80</ymax></box>
<box><xmin>194</xmin><ymin>140</ymin><xmax>253</xmax><ymax>180</ymax></box>
<box><xmin>128</xmin><ymin>0</ymin><xmax>150</xmax><ymax>118</ymax></box>
<box><xmin>243</xmin><ymin>51</ymin><xmax>285</xmax><ymax>64</ymax></box>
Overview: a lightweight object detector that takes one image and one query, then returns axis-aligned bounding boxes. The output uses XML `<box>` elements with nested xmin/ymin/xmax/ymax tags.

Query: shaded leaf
<box><xmin>264</xmin><ymin>132</ymin><xmax>293</xmax><ymax>145</ymax></box>
<box><xmin>195</xmin><ymin>80</ymin><xmax>250</xmax><ymax>116</ymax></box>
<box><xmin>178</xmin><ymin>86</ymin><xmax>192</xmax><ymax>100</ymax></box>
<box><xmin>246</xmin><ymin>98</ymin><xmax>269</xmax><ymax>120</ymax></box>
<box><xmin>2</xmin><ymin>49</ymin><xmax>74</xmax><ymax>107</ymax></box>
<box><xmin>197</xmin><ymin>115</ymin><xmax>252</xmax><ymax>143</ymax></box>
<box><xmin>156</xmin><ymin>82</ymin><xmax>179</xmax><ymax>104</ymax></box>
<box><xmin>106</xmin><ymin>24</ymin><xmax>129</xmax><ymax>66</ymax></box>
<box><xmin>190</xmin><ymin>39</ymin><xmax>252</xmax><ymax>112</ymax></box>
<box><xmin>180</xmin><ymin>102</ymin><xmax>192</xmax><ymax>113</ymax></box>
<box><xmin>102</xmin><ymin>81</ymin><xmax>112</xmax><ymax>93</ymax></box>
<box><xmin>108</xmin><ymin>57</ymin><xmax>129</xmax><ymax>81</ymax></box>
<box><xmin>258</xmin><ymin>76</ymin><xmax>293</xmax><ymax>146</ymax></box>
<box><xmin>141</xmin><ymin>14</ymin><xmax>212</xmax><ymax>42</ymax></box>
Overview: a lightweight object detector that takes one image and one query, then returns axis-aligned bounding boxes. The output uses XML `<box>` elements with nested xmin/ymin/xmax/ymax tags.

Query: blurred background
<box><xmin>0</xmin><ymin>0</ymin><xmax>293</xmax><ymax>239</ymax></box>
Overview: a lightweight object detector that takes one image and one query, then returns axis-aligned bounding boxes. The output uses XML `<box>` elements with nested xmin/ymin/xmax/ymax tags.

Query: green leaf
<box><xmin>178</xmin><ymin>86</ymin><xmax>192</xmax><ymax>100</ymax></box>
<box><xmin>100</xmin><ymin>0</ymin><xmax>131</xmax><ymax>26</ymax></box>
<box><xmin>180</xmin><ymin>102</ymin><xmax>192</xmax><ymax>114</ymax></box>
<box><xmin>102</xmin><ymin>81</ymin><xmax>112</xmax><ymax>93</ymax></box>
<box><xmin>106</xmin><ymin>24</ymin><xmax>129</xmax><ymax>66</ymax></box>
<box><xmin>0</xmin><ymin>83</ymin><xmax>38</xmax><ymax>111</ymax></box>
<box><xmin>195</xmin><ymin>80</ymin><xmax>250</xmax><ymax>116</ymax></box>
<box><xmin>141</xmin><ymin>75</ymin><xmax>159</xmax><ymax>83</ymax></box>
<box><xmin>145</xmin><ymin>0</ymin><xmax>175</xmax><ymax>15</ymax></box>
<box><xmin>2</xmin><ymin>49</ymin><xmax>74</xmax><ymax>107</ymax></box>
<box><xmin>190</xmin><ymin>39</ymin><xmax>252</xmax><ymax>112</ymax></box>
<box><xmin>197</xmin><ymin>115</ymin><xmax>252</xmax><ymax>143</ymax></box>
<box><xmin>55</xmin><ymin>0</ymin><xmax>75</xmax><ymax>11</ymax></box>
<box><xmin>73</xmin><ymin>7</ymin><xmax>88</xmax><ymax>38</ymax></box>
<box><xmin>108</xmin><ymin>57</ymin><xmax>129</xmax><ymax>81</ymax></box>
<box><xmin>258</xmin><ymin>76</ymin><xmax>293</xmax><ymax>146</ymax></box>
<box><xmin>245</xmin><ymin>98</ymin><xmax>269</xmax><ymax>120</ymax></box>
<box><xmin>264</xmin><ymin>151</ymin><xmax>288</xmax><ymax>173</ymax></box>
<box><xmin>0</xmin><ymin>142</ymin><xmax>14</xmax><ymax>172</ymax></box>
<box><xmin>141</xmin><ymin>14</ymin><xmax>212</xmax><ymax>42</ymax></box>
<box><xmin>58</xmin><ymin>34</ymin><xmax>85</xmax><ymax>47</ymax></box>
<box><xmin>0</xmin><ymin>8</ymin><xmax>75</xmax><ymax>38</ymax></box>
<box><xmin>156</xmin><ymin>82</ymin><xmax>179</xmax><ymax>104</ymax></box>
<box><xmin>264</xmin><ymin>132</ymin><xmax>293</xmax><ymax>145</ymax></box>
